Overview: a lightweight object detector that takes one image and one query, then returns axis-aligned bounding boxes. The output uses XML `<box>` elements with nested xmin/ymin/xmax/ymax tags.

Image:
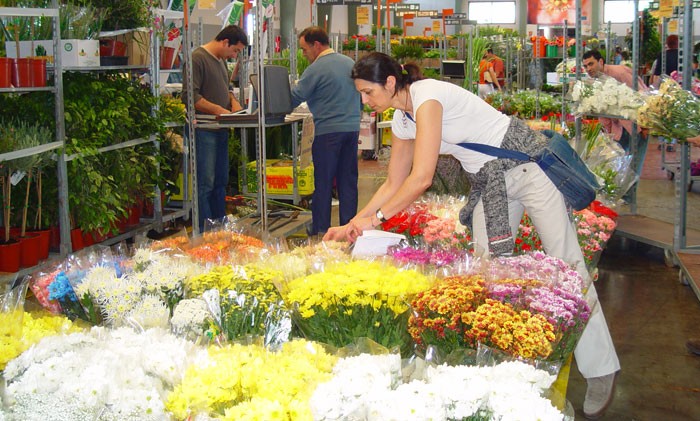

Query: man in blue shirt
<box><xmin>292</xmin><ymin>26</ymin><xmax>361</xmax><ymax>236</ymax></box>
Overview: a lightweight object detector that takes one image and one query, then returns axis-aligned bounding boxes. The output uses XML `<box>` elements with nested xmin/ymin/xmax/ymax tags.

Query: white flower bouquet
<box><xmin>570</xmin><ymin>76</ymin><xmax>644</xmax><ymax>120</ymax></box>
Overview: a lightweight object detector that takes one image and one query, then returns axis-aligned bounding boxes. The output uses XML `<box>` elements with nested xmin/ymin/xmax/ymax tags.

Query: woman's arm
<box><xmin>687</xmin><ymin>135</ymin><xmax>700</xmax><ymax>147</ymax></box>
<box><xmin>324</xmin><ymin>100</ymin><xmax>443</xmax><ymax>242</ymax></box>
<box><xmin>489</xmin><ymin>67</ymin><xmax>501</xmax><ymax>90</ymax></box>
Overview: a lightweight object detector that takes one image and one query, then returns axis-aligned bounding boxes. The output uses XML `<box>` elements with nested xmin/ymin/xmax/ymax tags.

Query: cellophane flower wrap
<box><xmin>185</xmin><ymin>264</ymin><xmax>291</xmax><ymax>347</ymax></box>
<box><xmin>311</xmin><ymin>350</ymin><xmax>562</xmax><ymax>421</ymax></box>
<box><xmin>73</xmin><ymin>251</ymin><xmax>200</xmax><ymax>329</ymax></box>
<box><xmin>3</xmin><ymin>326</ymin><xmax>204</xmax><ymax>421</ymax></box>
<box><xmin>379</xmin><ymin>194</ymin><xmax>472</xmax><ymax>249</ymax></box>
<box><xmin>281</xmin><ymin>259</ymin><xmax>433</xmax><ymax>356</ymax></box>
<box><xmin>165</xmin><ymin>339</ymin><xmax>337</xmax><ymax>420</ymax></box>
<box><xmin>0</xmin><ymin>310</ymin><xmax>81</xmax><ymax>373</ymax></box>
<box><xmin>579</xmin><ymin>121</ymin><xmax>637</xmax><ymax>204</ymax></box>
<box><xmin>570</xmin><ymin>75</ymin><xmax>644</xmax><ymax>120</ymax></box>
<box><xmin>574</xmin><ymin>207</ymin><xmax>617</xmax><ymax>270</ymax></box>
<box><xmin>637</xmin><ymin>77</ymin><xmax>700</xmax><ymax>139</ymax></box>
<box><xmin>514</xmin><ymin>203</ymin><xmax>617</xmax><ymax>269</ymax></box>
<box><xmin>410</xmin><ymin>252</ymin><xmax>590</xmax><ymax>363</ymax></box>
<box><xmin>485</xmin><ymin>252</ymin><xmax>591</xmax><ymax>362</ymax></box>
<box><xmin>1</xmin><ymin>277</ymin><xmax>29</xmax><ymax>370</ymax></box>
<box><xmin>150</xmin><ymin>227</ymin><xmax>265</xmax><ymax>265</ymax></box>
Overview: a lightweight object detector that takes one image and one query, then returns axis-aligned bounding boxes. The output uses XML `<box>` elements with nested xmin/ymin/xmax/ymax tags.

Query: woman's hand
<box><xmin>322</xmin><ymin>216</ymin><xmax>377</xmax><ymax>243</ymax></box>
<box><xmin>323</xmin><ymin>225</ymin><xmax>348</xmax><ymax>241</ymax></box>
<box><xmin>687</xmin><ymin>135</ymin><xmax>700</xmax><ymax>147</ymax></box>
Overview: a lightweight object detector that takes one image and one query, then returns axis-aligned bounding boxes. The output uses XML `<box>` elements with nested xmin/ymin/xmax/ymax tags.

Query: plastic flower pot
<box><xmin>0</xmin><ymin>57</ymin><xmax>12</xmax><ymax>88</ymax></box>
<box><xmin>0</xmin><ymin>239</ymin><xmax>21</xmax><ymax>273</ymax></box>
<box><xmin>11</xmin><ymin>58</ymin><xmax>32</xmax><ymax>88</ymax></box>
<box><xmin>19</xmin><ymin>233</ymin><xmax>41</xmax><ymax>268</ymax></box>
<box><xmin>30</xmin><ymin>58</ymin><xmax>47</xmax><ymax>87</ymax></box>
<box><xmin>70</xmin><ymin>228</ymin><xmax>84</xmax><ymax>251</ymax></box>
<box><xmin>160</xmin><ymin>46</ymin><xmax>176</xmax><ymax>69</ymax></box>
<box><xmin>82</xmin><ymin>230</ymin><xmax>95</xmax><ymax>247</ymax></box>
<box><xmin>28</xmin><ymin>229</ymin><xmax>51</xmax><ymax>260</ymax></box>
<box><xmin>99</xmin><ymin>39</ymin><xmax>127</xmax><ymax>57</ymax></box>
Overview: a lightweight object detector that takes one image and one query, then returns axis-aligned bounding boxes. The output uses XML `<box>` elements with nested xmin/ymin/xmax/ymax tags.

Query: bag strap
<box><xmin>457</xmin><ymin>142</ymin><xmax>534</xmax><ymax>162</ymax></box>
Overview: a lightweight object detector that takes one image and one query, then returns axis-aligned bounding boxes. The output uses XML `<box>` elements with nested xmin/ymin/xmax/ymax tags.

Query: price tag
<box><xmin>10</xmin><ymin>170</ymin><xmax>26</xmax><ymax>186</ymax></box>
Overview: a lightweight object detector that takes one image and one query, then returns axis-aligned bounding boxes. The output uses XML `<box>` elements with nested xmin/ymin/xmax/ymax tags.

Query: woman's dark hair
<box><xmin>351</xmin><ymin>52</ymin><xmax>424</xmax><ymax>97</ymax></box>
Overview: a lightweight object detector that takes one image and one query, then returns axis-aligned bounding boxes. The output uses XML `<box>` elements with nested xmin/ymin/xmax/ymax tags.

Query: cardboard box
<box><xmin>5</xmin><ymin>40</ymin><xmax>55</xmax><ymax>62</ymax></box>
<box><xmin>359</xmin><ymin>111</ymin><xmax>376</xmax><ymax>150</ymax></box>
<box><xmin>243</xmin><ymin>160</ymin><xmax>314</xmax><ymax>196</ymax></box>
<box><xmin>119</xmin><ymin>31</ymin><xmax>151</xmax><ymax>66</ymax></box>
<box><xmin>61</xmin><ymin>39</ymin><xmax>99</xmax><ymax>67</ymax></box>
<box><xmin>170</xmin><ymin>172</ymin><xmax>192</xmax><ymax>201</ymax></box>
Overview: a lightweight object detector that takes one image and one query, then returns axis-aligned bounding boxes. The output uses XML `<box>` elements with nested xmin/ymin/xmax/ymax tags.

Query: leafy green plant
<box><xmin>59</xmin><ymin>1</ymin><xmax>106</xmax><ymax>40</ymax></box>
<box><xmin>88</xmin><ymin>0</ymin><xmax>157</xmax><ymax>31</ymax></box>
<box><xmin>626</xmin><ymin>9</ymin><xmax>661</xmax><ymax>68</ymax></box>
<box><xmin>464</xmin><ymin>36</ymin><xmax>490</xmax><ymax>93</ymax></box>
<box><xmin>391</xmin><ymin>43</ymin><xmax>424</xmax><ymax>62</ymax></box>
<box><xmin>61</xmin><ymin>72</ymin><xmax>163</xmax><ymax>234</ymax></box>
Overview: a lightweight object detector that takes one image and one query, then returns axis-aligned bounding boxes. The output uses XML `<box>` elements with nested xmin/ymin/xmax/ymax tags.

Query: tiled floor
<box><xmin>340</xmin><ymin>139</ymin><xmax>700</xmax><ymax>420</ymax></box>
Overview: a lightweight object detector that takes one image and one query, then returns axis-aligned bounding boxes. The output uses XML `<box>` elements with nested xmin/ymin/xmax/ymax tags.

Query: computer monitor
<box><xmin>442</xmin><ymin>60</ymin><xmax>466</xmax><ymax>79</ymax></box>
<box><xmin>250</xmin><ymin>65</ymin><xmax>293</xmax><ymax>124</ymax></box>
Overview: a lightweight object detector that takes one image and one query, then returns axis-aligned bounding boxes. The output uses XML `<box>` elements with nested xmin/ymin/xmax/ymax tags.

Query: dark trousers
<box><xmin>618</xmin><ymin>128</ymin><xmax>648</xmax><ymax>177</ymax></box>
<box><xmin>311</xmin><ymin>131</ymin><xmax>359</xmax><ymax>235</ymax></box>
<box><xmin>189</xmin><ymin>127</ymin><xmax>229</xmax><ymax>232</ymax></box>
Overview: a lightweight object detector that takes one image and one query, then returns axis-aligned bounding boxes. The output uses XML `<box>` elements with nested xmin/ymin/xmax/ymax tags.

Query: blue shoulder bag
<box><xmin>457</xmin><ymin>130</ymin><xmax>600</xmax><ymax>211</ymax></box>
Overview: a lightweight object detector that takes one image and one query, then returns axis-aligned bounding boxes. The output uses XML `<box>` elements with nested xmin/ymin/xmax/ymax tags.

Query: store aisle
<box><xmin>567</xmin><ymin>237</ymin><xmax>700</xmax><ymax>420</ymax></box>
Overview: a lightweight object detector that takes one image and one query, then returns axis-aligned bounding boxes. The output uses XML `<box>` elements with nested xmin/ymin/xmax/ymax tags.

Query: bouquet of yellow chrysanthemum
<box><xmin>185</xmin><ymin>264</ymin><xmax>291</xmax><ymax>347</ymax></box>
<box><xmin>638</xmin><ymin>77</ymin><xmax>700</xmax><ymax>140</ymax></box>
<box><xmin>165</xmin><ymin>340</ymin><xmax>337</xmax><ymax>420</ymax></box>
<box><xmin>280</xmin><ymin>260</ymin><xmax>433</xmax><ymax>356</ymax></box>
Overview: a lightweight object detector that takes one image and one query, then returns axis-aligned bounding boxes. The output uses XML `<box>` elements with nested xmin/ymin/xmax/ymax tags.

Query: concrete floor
<box><xmin>334</xmin><ymin>139</ymin><xmax>700</xmax><ymax>420</ymax></box>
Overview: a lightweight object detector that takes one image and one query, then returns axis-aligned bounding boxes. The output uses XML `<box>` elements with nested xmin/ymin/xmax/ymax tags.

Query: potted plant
<box><xmin>0</xmin><ymin>121</ymin><xmax>21</xmax><ymax>272</ymax></box>
<box><xmin>12</xmin><ymin>122</ymin><xmax>52</xmax><ymax>266</ymax></box>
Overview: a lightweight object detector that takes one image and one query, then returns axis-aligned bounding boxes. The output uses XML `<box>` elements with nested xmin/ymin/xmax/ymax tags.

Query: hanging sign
<box><xmin>432</xmin><ymin>20</ymin><xmax>442</xmax><ymax>33</ymax></box>
<box><xmin>357</xmin><ymin>7</ymin><xmax>370</xmax><ymax>25</ymax></box>
<box><xmin>198</xmin><ymin>0</ymin><xmax>216</xmax><ymax>9</ymax></box>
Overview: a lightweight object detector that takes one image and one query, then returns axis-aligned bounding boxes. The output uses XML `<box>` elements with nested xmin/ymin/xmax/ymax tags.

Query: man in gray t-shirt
<box><xmin>183</xmin><ymin>25</ymin><xmax>247</xmax><ymax>231</ymax></box>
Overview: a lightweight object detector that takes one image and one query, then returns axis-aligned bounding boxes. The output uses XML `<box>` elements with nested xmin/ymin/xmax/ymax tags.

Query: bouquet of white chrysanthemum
<box><xmin>571</xmin><ymin>76</ymin><xmax>644</xmax><ymax>120</ymax></box>
<box><xmin>4</xmin><ymin>327</ymin><xmax>204</xmax><ymax>421</ymax></box>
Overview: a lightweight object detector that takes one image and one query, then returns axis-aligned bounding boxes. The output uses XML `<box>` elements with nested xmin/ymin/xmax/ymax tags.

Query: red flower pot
<box><xmin>160</xmin><ymin>46</ymin><xmax>176</xmax><ymax>69</ymax></box>
<box><xmin>0</xmin><ymin>57</ymin><xmax>12</xmax><ymax>88</ymax></box>
<box><xmin>30</xmin><ymin>58</ymin><xmax>47</xmax><ymax>87</ymax></box>
<box><xmin>71</xmin><ymin>228</ymin><xmax>84</xmax><ymax>252</ymax></box>
<box><xmin>49</xmin><ymin>226</ymin><xmax>61</xmax><ymax>250</ymax></box>
<box><xmin>0</xmin><ymin>239</ymin><xmax>21</xmax><ymax>273</ymax></box>
<box><xmin>11</xmin><ymin>58</ymin><xmax>32</xmax><ymax>87</ymax></box>
<box><xmin>28</xmin><ymin>229</ymin><xmax>51</xmax><ymax>260</ymax></box>
<box><xmin>19</xmin><ymin>233</ymin><xmax>41</xmax><ymax>268</ymax></box>
<box><xmin>128</xmin><ymin>204</ymin><xmax>142</xmax><ymax>226</ymax></box>
<box><xmin>82</xmin><ymin>231</ymin><xmax>95</xmax><ymax>247</ymax></box>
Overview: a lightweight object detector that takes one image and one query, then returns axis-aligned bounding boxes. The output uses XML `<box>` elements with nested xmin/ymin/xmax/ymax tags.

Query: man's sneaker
<box><xmin>583</xmin><ymin>371</ymin><xmax>618</xmax><ymax>419</ymax></box>
<box><xmin>687</xmin><ymin>338</ymin><xmax>700</xmax><ymax>355</ymax></box>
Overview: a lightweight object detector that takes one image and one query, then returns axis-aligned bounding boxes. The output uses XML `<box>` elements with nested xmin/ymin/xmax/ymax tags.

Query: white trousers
<box><xmin>471</xmin><ymin>162</ymin><xmax>620</xmax><ymax>378</ymax></box>
<box><xmin>478</xmin><ymin>83</ymin><xmax>494</xmax><ymax>98</ymax></box>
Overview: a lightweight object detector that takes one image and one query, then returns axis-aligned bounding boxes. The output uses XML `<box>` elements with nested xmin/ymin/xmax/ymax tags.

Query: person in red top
<box><xmin>486</xmin><ymin>48</ymin><xmax>505</xmax><ymax>89</ymax></box>
<box><xmin>477</xmin><ymin>54</ymin><xmax>500</xmax><ymax>98</ymax></box>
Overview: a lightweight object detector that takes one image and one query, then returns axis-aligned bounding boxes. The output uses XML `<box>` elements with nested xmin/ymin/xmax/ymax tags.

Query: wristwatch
<box><xmin>375</xmin><ymin>209</ymin><xmax>387</xmax><ymax>223</ymax></box>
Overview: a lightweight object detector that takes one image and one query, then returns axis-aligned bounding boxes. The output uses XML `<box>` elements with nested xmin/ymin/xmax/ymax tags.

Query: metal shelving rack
<box><xmin>673</xmin><ymin>0</ymin><xmax>698</xmax><ymax>254</ymax></box>
<box><xmin>1</xmin><ymin>4</ymin><xmax>192</xmax><ymax>282</ymax></box>
<box><xmin>0</xmin><ymin>4</ymin><xmax>69</xmax><ymax>280</ymax></box>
